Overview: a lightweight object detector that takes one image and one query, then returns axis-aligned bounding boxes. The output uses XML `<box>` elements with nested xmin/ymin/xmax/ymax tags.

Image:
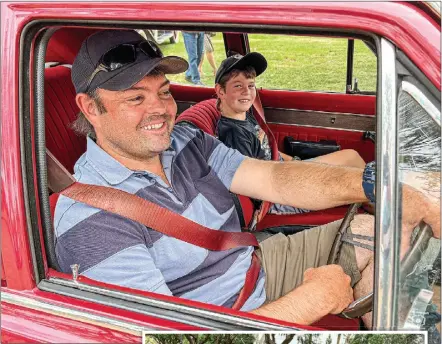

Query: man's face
<box><xmin>93</xmin><ymin>74</ymin><xmax>177</xmax><ymax>161</ymax></box>
<box><xmin>220</xmin><ymin>72</ymin><xmax>256</xmax><ymax>114</ymax></box>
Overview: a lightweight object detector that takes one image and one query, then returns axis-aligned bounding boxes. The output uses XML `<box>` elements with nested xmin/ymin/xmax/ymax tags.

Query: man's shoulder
<box><xmin>172</xmin><ymin>124</ymin><xmax>200</xmax><ymax>139</ymax></box>
<box><xmin>53</xmin><ymin>194</ymin><xmax>103</xmax><ymax>238</ymax></box>
<box><xmin>171</xmin><ymin>124</ymin><xmax>216</xmax><ymax>152</ymax></box>
<box><xmin>54</xmin><ymin>159</ymin><xmax>111</xmax><ymax>237</ymax></box>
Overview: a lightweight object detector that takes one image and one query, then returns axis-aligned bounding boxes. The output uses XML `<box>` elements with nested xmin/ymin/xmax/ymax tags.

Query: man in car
<box><xmin>55</xmin><ymin>29</ymin><xmax>440</xmax><ymax>327</ymax></box>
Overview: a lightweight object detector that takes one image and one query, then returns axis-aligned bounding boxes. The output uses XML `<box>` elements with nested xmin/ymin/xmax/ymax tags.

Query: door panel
<box><xmin>268</xmin><ymin>123</ymin><xmax>375</xmax><ymax>162</ymax></box>
<box><xmin>260</xmin><ymin>89</ymin><xmax>376</xmax><ymax>162</ymax></box>
<box><xmin>259</xmin><ymin>89</ymin><xmax>376</xmax><ymax>115</ymax></box>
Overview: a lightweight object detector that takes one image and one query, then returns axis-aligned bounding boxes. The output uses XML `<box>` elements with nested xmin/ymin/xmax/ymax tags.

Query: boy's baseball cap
<box><xmin>215</xmin><ymin>52</ymin><xmax>267</xmax><ymax>84</ymax></box>
<box><xmin>72</xmin><ymin>29</ymin><xmax>188</xmax><ymax>94</ymax></box>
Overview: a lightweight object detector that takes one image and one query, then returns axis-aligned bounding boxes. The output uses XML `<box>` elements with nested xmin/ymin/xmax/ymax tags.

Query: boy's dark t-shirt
<box><xmin>215</xmin><ymin>111</ymin><xmax>310</xmax><ymax>215</ymax></box>
<box><xmin>215</xmin><ymin>111</ymin><xmax>272</xmax><ymax>160</ymax></box>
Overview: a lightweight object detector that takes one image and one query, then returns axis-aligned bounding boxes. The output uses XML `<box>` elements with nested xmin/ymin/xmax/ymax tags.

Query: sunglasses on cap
<box><xmin>84</xmin><ymin>40</ymin><xmax>164</xmax><ymax>93</ymax></box>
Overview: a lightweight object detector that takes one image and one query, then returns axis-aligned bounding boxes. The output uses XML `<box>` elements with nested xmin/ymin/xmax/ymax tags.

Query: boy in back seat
<box><xmin>214</xmin><ymin>52</ymin><xmax>366</xmax><ymax>214</ymax></box>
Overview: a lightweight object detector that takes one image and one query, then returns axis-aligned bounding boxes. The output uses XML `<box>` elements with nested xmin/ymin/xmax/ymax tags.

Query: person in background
<box><xmin>182</xmin><ymin>31</ymin><xmax>205</xmax><ymax>85</ymax></box>
<box><xmin>198</xmin><ymin>32</ymin><xmax>218</xmax><ymax>78</ymax></box>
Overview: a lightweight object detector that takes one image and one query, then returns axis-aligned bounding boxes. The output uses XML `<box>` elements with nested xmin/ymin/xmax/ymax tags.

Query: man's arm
<box><xmin>251</xmin><ymin>265</ymin><xmax>354</xmax><ymax>325</ymax></box>
<box><xmin>230</xmin><ymin>158</ymin><xmax>367</xmax><ymax>211</ymax></box>
<box><xmin>230</xmin><ymin>158</ymin><xmax>440</xmax><ymax>236</ymax></box>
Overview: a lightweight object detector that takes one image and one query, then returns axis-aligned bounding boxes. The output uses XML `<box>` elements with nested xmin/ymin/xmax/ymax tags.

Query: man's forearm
<box><xmin>270</xmin><ymin>161</ymin><xmax>367</xmax><ymax>210</ymax></box>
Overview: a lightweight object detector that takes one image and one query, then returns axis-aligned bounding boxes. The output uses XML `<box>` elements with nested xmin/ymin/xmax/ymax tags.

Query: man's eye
<box><xmin>161</xmin><ymin>90</ymin><xmax>172</xmax><ymax>96</ymax></box>
<box><xmin>249</xmin><ymin>84</ymin><xmax>255</xmax><ymax>89</ymax></box>
<box><xmin>128</xmin><ymin>96</ymin><xmax>143</xmax><ymax>103</ymax></box>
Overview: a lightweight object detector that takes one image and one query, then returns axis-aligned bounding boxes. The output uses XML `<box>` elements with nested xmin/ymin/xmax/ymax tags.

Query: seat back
<box><xmin>176</xmin><ymin>98</ymin><xmax>221</xmax><ymax>135</ymax></box>
<box><xmin>45</xmin><ymin>65</ymin><xmax>86</xmax><ymax>173</ymax></box>
<box><xmin>45</xmin><ymin>65</ymin><xmax>87</xmax><ymax>224</ymax></box>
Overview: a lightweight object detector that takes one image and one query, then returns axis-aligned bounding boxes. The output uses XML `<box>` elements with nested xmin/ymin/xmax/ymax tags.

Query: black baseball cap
<box><xmin>72</xmin><ymin>30</ymin><xmax>188</xmax><ymax>94</ymax></box>
<box><xmin>215</xmin><ymin>52</ymin><xmax>267</xmax><ymax>84</ymax></box>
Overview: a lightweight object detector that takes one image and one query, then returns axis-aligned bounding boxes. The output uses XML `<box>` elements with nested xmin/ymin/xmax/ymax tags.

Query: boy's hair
<box><xmin>216</xmin><ymin>66</ymin><xmax>257</xmax><ymax>111</ymax></box>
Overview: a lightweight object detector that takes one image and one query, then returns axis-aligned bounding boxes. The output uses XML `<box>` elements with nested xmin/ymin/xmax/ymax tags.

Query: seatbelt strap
<box><xmin>252</xmin><ymin>90</ymin><xmax>279</xmax><ymax>161</ymax></box>
<box><xmin>232</xmin><ymin>252</ymin><xmax>261</xmax><ymax>310</ymax></box>
<box><xmin>46</xmin><ymin>149</ymin><xmax>76</xmax><ymax>193</ymax></box>
<box><xmin>47</xmin><ymin>149</ymin><xmax>261</xmax><ymax>309</ymax></box>
<box><xmin>62</xmin><ymin>182</ymin><xmax>259</xmax><ymax>251</ymax></box>
<box><xmin>252</xmin><ymin>89</ymin><xmax>266</xmax><ymax>124</ymax></box>
<box><xmin>251</xmin><ymin>90</ymin><xmax>276</xmax><ymax>225</ymax></box>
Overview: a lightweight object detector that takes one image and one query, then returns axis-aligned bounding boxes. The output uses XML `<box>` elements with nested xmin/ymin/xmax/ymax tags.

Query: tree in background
<box><xmin>146</xmin><ymin>334</ymin><xmax>256</xmax><ymax>344</ymax></box>
<box><xmin>325</xmin><ymin>335</ymin><xmax>333</xmax><ymax>344</ymax></box>
<box><xmin>262</xmin><ymin>334</ymin><xmax>296</xmax><ymax>344</ymax></box>
<box><xmin>146</xmin><ymin>333</ymin><xmax>424</xmax><ymax>344</ymax></box>
<box><xmin>296</xmin><ymin>334</ymin><xmax>321</xmax><ymax>344</ymax></box>
<box><xmin>347</xmin><ymin>334</ymin><xmax>424</xmax><ymax>344</ymax></box>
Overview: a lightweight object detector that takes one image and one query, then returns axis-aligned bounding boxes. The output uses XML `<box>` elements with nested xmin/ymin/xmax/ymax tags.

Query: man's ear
<box><xmin>75</xmin><ymin>93</ymin><xmax>103</xmax><ymax>128</ymax></box>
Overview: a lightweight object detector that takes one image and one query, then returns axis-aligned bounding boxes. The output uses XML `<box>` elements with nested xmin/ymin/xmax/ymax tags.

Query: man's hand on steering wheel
<box><xmin>302</xmin><ymin>265</ymin><xmax>354</xmax><ymax>315</ymax></box>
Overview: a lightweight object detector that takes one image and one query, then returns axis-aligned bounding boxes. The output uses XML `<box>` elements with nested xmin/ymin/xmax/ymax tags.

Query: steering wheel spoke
<box><xmin>330</xmin><ymin>205</ymin><xmax>434</xmax><ymax>319</ymax></box>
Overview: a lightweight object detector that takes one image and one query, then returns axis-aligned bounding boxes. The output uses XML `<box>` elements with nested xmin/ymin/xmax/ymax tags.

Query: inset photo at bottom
<box><xmin>142</xmin><ymin>332</ymin><xmax>428</xmax><ymax>344</ymax></box>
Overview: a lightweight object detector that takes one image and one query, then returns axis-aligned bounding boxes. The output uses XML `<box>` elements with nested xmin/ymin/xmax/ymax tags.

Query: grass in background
<box><xmin>160</xmin><ymin>32</ymin><xmax>377</xmax><ymax>92</ymax></box>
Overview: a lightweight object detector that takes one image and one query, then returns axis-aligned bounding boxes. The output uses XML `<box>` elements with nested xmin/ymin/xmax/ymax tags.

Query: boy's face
<box><xmin>218</xmin><ymin>72</ymin><xmax>256</xmax><ymax>115</ymax></box>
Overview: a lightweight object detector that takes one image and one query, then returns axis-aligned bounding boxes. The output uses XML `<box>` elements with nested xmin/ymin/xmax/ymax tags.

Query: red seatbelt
<box><xmin>251</xmin><ymin>89</ymin><xmax>277</xmax><ymax>225</ymax></box>
<box><xmin>62</xmin><ymin>182</ymin><xmax>259</xmax><ymax>251</ymax></box>
<box><xmin>47</xmin><ymin>149</ymin><xmax>261</xmax><ymax>310</ymax></box>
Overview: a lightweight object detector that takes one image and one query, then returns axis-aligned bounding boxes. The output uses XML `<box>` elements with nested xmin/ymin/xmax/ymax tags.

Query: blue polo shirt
<box><xmin>54</xmin><ymin>125</ymin><xmax>266</xmax><ymax>311</ymax></box>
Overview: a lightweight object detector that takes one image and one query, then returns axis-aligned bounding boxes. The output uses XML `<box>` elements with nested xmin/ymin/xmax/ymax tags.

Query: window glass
<box><xmin>352</xmin><ymin>40</ymin><xmax>377</xmax><ymax>92</ymax></box>
<box><xmin>396</xmin><ymin>88</ymin><xmax>441</xmax><ymax>331</ymax></box>
<box><xmin>248</xmin><ymin>34</ymin><xmax>377</xmax><ymax>93</ymax></box>
<box><xmin>138</xmin><ymin>30</ymin><xmax>226</xmax><ymax>87</ymax></box>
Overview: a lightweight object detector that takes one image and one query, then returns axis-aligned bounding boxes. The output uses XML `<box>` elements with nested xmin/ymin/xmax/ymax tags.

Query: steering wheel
<box><xmin>328</xmin><ymin>203</ymin><xmax>434</xmax><ymax>319</ymax></box>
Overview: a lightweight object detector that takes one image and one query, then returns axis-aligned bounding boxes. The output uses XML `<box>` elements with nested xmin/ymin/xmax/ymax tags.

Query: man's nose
<box><xmin>147</xmin><ymin>95</ymin><xmax>167</xmax><ymax>114</ymax></box>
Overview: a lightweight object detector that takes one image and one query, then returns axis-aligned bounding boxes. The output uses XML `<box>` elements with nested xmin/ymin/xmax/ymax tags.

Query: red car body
<box><xmin>1</xmin><ymin>1</ymin><xmax>440</xmax><ymax>342</ymax></box>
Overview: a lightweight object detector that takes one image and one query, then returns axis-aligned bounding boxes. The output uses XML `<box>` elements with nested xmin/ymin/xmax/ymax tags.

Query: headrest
<box><xmin>46</xmin><ymin>28</ymin><xmax>99</xmax><ymax>64</ymax></box>
<box><xmin>176</xmin><ymin>99</ymin><xmax>220</xmax><ymax>136</ymax></box>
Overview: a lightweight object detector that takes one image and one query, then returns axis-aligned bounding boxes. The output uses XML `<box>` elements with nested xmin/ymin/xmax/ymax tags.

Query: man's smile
<box><xmin>141</xmin><ymin>122</ymin><xmax>166</xmax><ymax>131</ymax></box>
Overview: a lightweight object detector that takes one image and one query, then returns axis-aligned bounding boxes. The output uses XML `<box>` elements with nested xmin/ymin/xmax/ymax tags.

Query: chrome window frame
<box><xmin>373</xmin><ymin>38</ymin><xmax>400</xmax><ymax>330</ymax></box>
<box><xmin>374</xmin><ymin>39</ymin><xmax>441</xmax><ymax>330</ymax></box>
